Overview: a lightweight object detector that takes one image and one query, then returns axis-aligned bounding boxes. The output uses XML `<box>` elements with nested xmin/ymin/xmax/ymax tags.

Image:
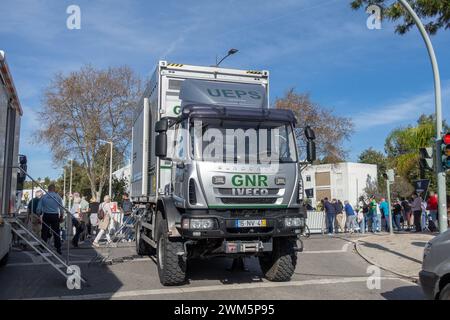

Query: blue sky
<box><xmin>1</xmin><ymin>0</ymin><xmax>449</xmax><ymax>179</ymax></box>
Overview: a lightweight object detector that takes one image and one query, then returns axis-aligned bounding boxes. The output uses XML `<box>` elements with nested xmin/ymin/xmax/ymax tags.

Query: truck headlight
<box><xmin>212</xmin><ymin>176</ymin><xmax>226</xmax><ymax>185</ymax></box>
<box><xmin>182</xmin><ymin>218</ymin><xmax>216</xmax><ymax>230</ymax></box>
<box><xmin>284</xmin><ymin>217</ymin><xmax>304</xmax><ymax>228</ymax></box>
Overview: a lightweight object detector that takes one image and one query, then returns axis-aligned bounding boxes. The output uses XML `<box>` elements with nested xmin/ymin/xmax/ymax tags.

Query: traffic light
<box><xmin>442</xmin><ymin>133</ymin><xmax>450</xmax><ymax>169</ymax></box>
<box><xmin>419</xmin><ymin>147</ymin><xmax>434</xmax><ymax>171</ymax></box>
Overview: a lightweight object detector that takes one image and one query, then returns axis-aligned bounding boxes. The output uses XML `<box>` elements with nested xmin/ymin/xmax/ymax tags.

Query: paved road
<box><xmin>0</xmin><ymin>235</ymin><xmax>424</xmax><ymax>300</ymax></box>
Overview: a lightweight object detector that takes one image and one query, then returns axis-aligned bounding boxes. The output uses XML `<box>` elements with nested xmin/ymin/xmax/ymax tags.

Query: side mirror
<box><xmin>155</xmin><ymin>118</ymin><xmax>168</xmax><ymax>133</ymax></box>
<box><xmin>306</xmin><ymin>140</ymin><xmax>316</xmax><ymax>163</ymax></box>
<box><xmin>304</xmin><ymin>126</ymin><xmax>316</xmax><ymax>140</ymax></box>
<box><xmin>155</xmin><ymin>132</ymin><xmax>168</xmax><ymax>158</ymax></box>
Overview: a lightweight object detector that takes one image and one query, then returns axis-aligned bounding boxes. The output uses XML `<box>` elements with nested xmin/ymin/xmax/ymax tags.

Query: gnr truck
<box><xmin>131</xmin><ymin>61</ymin><xmax>315</xmax><ymax>285</ymax></box>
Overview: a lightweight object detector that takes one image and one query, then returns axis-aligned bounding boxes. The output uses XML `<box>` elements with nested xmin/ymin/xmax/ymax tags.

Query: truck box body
<box><xmin>131</xmin><ymin>61</ymin><xmax>269</xmax><ymax>201</ymax></box>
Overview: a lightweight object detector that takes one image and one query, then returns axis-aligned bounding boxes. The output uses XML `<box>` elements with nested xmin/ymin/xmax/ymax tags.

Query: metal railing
<box><xmin>9</xmin><ymin>166</ymin><xmax>74</xmax><ymax>265</ymax></box>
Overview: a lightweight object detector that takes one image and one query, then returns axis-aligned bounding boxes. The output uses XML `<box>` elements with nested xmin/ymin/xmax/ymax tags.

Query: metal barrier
<box><xmin>306</xmin><ymin>211</ymin><xmax>326</xmax><ymax>234</ymax></box>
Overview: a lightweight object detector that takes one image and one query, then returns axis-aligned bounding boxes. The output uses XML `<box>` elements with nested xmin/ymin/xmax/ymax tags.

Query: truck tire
<box><xmin>439</xmin><ymin>283</ymin><xmax>450</xmax><ymax>300</ymax></box>
<box><xmin>156</xmin><ymin>217</ymin><xmax>187</xmax><ymax>286</ymax></box>
<box><xmin>259</xmin><ymin>237</ymin><xmax>297</xmax><ymax>282</ymax></box>
<box><xmin>135</xmin><ymin>222</ymin><xmax>154</xmax><ymax>256</ymax></box>
<box><xmin>0</xmin><ymin>252</ymin><xmax>9</xmax><ymax>267</ymax></box>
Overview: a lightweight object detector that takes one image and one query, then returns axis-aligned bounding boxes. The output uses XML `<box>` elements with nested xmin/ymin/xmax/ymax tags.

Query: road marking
<box><xmin>6</xmin><ymin>257</ymin><xmax>152</xmax><ymax>267</ymax></box>
<box><xmin>33</xmin><ymin>276</ymin><xmax>412</xmax><ymax>300</ymax></box>
<box><xmin>303</xmin><ymin>243</ymin><xmax>350</xmax><ymax>254</ymax></box>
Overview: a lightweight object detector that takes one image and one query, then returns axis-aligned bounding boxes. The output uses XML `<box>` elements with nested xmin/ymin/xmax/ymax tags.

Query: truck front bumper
<box><xmin>177</xmin><ymin>208</ymin><xmax>306</xmax><ymax>239</ymax></box>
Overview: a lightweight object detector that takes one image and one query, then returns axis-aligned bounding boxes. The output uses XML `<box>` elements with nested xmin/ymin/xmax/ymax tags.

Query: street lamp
<box><xmin>68</xmin><ymin>159</ymin><xmax>73</xmax><ymax>210</ymax></box>
<box><xmin>215</xmin><ymin>48</ymin><xmax>239</xmax><ymax>67</ymax></box>
<box><xmin>397</xmin><ymin>0</ymin><xmax>447</xmax><ymax>233</ymax></box>
<box><xmin>99</xmin><ymin>139</ymin><xmax>113</xmax><ymax>197</ymax></box>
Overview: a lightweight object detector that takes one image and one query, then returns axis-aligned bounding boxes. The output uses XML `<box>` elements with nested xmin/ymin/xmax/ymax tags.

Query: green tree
<box><xmin>358</xmin><ymin>147</ymin><xmax>388</xmax><ymax>194</ymax></box>
<box><xmin>37</xmin><ymin>65</ymin><xmax>141</xmax><ymax>201</ymax></box>
<box><xmin>351</xmin><ymin>0</ymin><xmax>450</xmax><ymax>35</ymax></box>
<box><xmin>275</xmin><ymin>89</ymin><xmax>354</xmax><ymax>163</ymax></box>
<box><xmin>383</xmin><ymin>114</ymin><xmax>450</xmax><ymax>194</ymax></box>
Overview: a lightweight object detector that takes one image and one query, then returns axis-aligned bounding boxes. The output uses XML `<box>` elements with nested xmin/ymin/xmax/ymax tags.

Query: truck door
<box><xmin>171</xmin><ymin>120</ymin><xmax>187</xmax><ymax>200</ymax></box>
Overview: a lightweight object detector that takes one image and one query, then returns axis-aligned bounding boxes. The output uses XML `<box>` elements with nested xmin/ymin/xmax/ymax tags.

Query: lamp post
<box><xmin>397</xmin><ymin>0</ymin><xmax>447</xmax><ymax>233</ymax></box>
<box><xmin>63</xmin><ymin>167</ymin><xmax>66</xmax><ymax>208</ymax></box>
<box><xmin>68</xmin><ymin>159</ymin><xmax>73</xmax><ymax>210</ymax></box>
<box><xmin>99</xmin><ymin>139</ymin><xmax>113</xmax><ymax>197</ymax></box>
<box><xmin>215</xmin><ymin>48</ymin><xmax>239</xmax><ymax>67</ymax></box>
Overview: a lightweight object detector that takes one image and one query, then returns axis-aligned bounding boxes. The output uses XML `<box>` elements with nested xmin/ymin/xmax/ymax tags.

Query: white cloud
<box><xmin>352</xmin><ymin>83</ymin><xmax>450</xmax><ymax>131</ymax></box>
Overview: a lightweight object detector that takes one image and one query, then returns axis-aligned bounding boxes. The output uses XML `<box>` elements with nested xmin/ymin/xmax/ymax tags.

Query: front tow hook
<box><xmin>294</xmin><ymin>237</ymin><xmax>304</xmax><ymax>252</ymax></box>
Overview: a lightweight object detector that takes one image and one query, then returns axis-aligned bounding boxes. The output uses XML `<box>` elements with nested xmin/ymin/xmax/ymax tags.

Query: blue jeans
<box><xmin>371</xmin><ymin>214</ymin><xmax>379</xmax><ymax>232</ymax></box>
<box><xmin>326</xmin><ymin>213</ymin><xmax>335</xmax><ymax>234</ymax></box>
<box><xmin>358</xmin><ymin>217</ymin><xmax>366</xmax><ymax>233</ymax></box>
<box><xmin>394</xmin><ymin>214</ymin><xmax>402</xmax><ymax>230</ymax></box>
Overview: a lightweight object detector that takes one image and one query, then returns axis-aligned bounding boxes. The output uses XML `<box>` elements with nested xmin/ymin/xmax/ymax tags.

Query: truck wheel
<box><xmin>439</xmin><ymin>283</ymin><xmax>450</xmax><ymax>300</ymax></box>
<box><xmin>156</xmin><ymin>218</ymin><xmax>187</xmax><ymax>286</ymax></box>
<box><xmin>259</xmin><ymin>237</ymin><xmax>297</xmax><ymax>282</ymax></box>
<box><xmin>135</xmin><ymin>223</ymin><xmax>154</xmax><ymax>256</ymax></box>
<box><xmin>0</xmin><ymin>252</ymin><xmax>9</xmax><ymax>267</ymax></box>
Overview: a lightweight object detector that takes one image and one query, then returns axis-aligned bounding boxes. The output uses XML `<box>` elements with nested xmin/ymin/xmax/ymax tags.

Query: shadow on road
<box><xmin>187</xmin><ymin>257</ymin><xmax>264</xmax><ymax>285</ymax></box>
<box><xmin>359</xmin><ymin>241</ymin><xmax>422</xmax><ymax>264</ymax></box>
<box><xmin>411</xmin><ymin>241</ymin><xmax>427</xmax><ymax>248</ymax></box>
<box><xmin>381</xmin><ymin>285</ymin><xmax>424</xmax><ymax>300</ymax></box>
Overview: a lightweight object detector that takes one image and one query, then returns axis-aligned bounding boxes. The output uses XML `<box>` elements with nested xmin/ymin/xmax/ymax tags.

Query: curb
<box><xmin>353</xmin><ymin>240</ymin><xmax>419</xmax><ymax>283</ymax></box>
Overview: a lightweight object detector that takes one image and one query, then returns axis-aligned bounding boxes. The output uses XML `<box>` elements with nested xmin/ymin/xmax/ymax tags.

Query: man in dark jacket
<box><xmin>323</xmin><ymin>197</ymin><xmax>336</xmax><ymax>234</ymax></box>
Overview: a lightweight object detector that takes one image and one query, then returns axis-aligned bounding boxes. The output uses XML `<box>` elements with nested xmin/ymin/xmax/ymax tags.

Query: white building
<box><xmin>301</xmin><ymin>162</ymin><xmax>378</xmax><ymax>208</ymax></box>
<box><xmin>113</xmin><ymin>164</ymin><xmax>131</xmax><ymax>192</ymax></box>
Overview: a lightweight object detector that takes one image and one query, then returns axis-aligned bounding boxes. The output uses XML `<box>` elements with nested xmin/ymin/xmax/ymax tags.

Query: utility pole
<box><xmin>386</xmin><ymin>170</ymin><xmax>395</xmax><ymax>235</ymax></box>
<box><xmin>68</xmin><ymin>159</ymin><xmax>73</xmax><ymax>210</ymax></box>
<box><xmin>99</xmin><ymin>139</ymin><xmax>113</xmax><ymax>197</ymax></box>
<box><xmin>63</xmin><ymin>167</ymin><xmax>66</xmax><ymax>208</ymax></box>
<box><xmin>398</xmin><ymin>0</ymin><xmax>447</xmax><ymax>233</ymax></box>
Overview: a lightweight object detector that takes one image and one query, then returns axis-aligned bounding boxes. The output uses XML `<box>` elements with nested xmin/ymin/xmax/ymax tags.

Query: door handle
<box><xmin>176</xmin><ymin>162</ymin><xmax>185</xmax><ymax>169</ymax></box>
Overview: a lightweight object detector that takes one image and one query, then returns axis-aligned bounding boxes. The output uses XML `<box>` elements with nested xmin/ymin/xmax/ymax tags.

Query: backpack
<box><xmin>97</xmin><ymin>204</ymin><xmax>105</xmax><ymax>220</ymax></box>
<box><xmin>428</xmin><ymin>218</ymin><xmax>437</xmax><ymax>232</ymax></box>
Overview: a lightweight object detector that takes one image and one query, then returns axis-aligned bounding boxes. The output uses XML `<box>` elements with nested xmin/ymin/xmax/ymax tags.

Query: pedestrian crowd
<box><xmin>321</xmin><ymin>190</ymin><xmax>441</xmax><ymax>235</ymax></box>
<box><xmin>26</xmin><ymin>184</ymin><xmax>135</xmax><ymax>254</ymax></box>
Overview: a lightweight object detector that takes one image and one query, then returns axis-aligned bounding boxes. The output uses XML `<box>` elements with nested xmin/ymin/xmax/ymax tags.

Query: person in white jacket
<box><xmin>93</xmin><ymin>195</ymin><xmax>113</xmax><ymax>247</ymax></box>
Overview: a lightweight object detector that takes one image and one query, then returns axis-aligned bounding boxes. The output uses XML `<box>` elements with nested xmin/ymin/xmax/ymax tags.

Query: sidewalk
<box><xmin>355</xmin><ymin>232</ymin><xmax>435</xmax><ymax>279</ymax></box>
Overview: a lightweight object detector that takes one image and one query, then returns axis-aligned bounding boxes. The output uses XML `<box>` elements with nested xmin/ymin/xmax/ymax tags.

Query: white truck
<box><xmin>131</xmin><ymin>61</ymin><xmax>316</xmax><ymax>285</ymax></box>
<box><xmin>0</xmin><ymin>50</ymin><xmax>23</xmax><ymax>267</ymax></box>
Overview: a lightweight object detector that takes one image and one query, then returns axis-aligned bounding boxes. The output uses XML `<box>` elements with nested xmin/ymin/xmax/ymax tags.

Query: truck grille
<box><xmin>220</xmin><ymin>198</ymin><xmax>277</xmax><ymax>204</ymax></box>
<box><xmin>217</xmin><ymin>188</ymin><xmax>279</xmax><ymax>196</ymax></box>
<box><xmin>189</xmin><ymin>179</ymin><xmax>197</xmax><ymax>205</ymax></box>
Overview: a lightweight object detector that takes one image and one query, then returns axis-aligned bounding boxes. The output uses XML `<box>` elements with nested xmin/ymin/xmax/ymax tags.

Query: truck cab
<box><xmin>132</xmin><ymin>62</ymin><xmax>315</xmax><ymax>285</ymax></box>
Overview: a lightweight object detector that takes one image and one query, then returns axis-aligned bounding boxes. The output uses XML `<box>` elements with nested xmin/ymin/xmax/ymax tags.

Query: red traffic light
<box><xmin>443</xmin><ymin>133</ymin><xmax>450</xmax><ymax>145</ymax></box>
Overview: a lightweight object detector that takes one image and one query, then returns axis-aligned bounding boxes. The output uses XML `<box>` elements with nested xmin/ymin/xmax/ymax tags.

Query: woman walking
<box><xmin>93</xmin><ymin>195</ymin><xmax>113</xmax><ymax>247</ymax></box>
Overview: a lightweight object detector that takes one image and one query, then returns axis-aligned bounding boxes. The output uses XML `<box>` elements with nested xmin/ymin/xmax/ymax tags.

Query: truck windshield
<box><xmin>189</xmin><ymin>119</ymin><xmax>297</xmax><ymax>164</ymax></box>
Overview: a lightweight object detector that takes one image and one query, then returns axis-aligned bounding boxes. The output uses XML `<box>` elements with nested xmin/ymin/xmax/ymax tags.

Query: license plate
<box><xmin>235</xmin><ymin>219</ymin><xmax>267</xmax><ymax>228</ymax></box>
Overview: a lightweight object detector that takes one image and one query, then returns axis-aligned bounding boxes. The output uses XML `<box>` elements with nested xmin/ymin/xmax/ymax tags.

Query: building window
<box><xmin>306</xmin><ymin>175</ymin><xmax>311</xmax><ymax>182</ymax></box>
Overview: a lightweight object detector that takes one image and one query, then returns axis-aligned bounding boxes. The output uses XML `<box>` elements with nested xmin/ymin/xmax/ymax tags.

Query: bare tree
<box><xmin>275</xmin><ymin>89</ymin><xmax>354</xmax><ymax>162</ymax></box>
<box><xmin>37</xmin><ymin>65</ymin><xmax>141</xmax><ymax>201</ymax></box>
